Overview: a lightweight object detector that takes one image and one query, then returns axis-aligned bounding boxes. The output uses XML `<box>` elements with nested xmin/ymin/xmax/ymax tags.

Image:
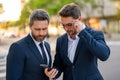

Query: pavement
<box><xmin>104</xmin><ymin>33</ymin><xmax>120</xmax><ymax>41</ymax></box>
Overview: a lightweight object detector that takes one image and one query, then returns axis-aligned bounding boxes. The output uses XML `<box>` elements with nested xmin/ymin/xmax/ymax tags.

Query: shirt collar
<box><xmin>67</xmin><ymin>24</ymin><xmax>86</xmax><ymax>41</ymax></box>
<box><xmin>67</xmin><ymin>34</ymin><xmax>79</xmax><ymax>41</ymax></box>
<box><xmin>82</xmin><ymin>24</ymin><xmax>86</xmax><ymax>29</ymax></box>
<box><xmin>30</xmin><ymin>32</ymin><xmax>45</xmax><ymax>45</ymax></box>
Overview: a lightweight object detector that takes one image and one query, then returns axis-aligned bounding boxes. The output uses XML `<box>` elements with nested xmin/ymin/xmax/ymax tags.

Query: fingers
<box><xmin>45</xmin><ymin>68</ymin><xmax>49</xmax><ymax>73</ymax></box>
<box><xmin>44</xmin><ymin>68</ymin><xmax>58</xmax><ymax>79</ymax></box>
<box><xmin>74</xmin><ymin>20</ymin><xmax>84</xmax><ymax>33</ymax></box>
<box><xmin>48</xmin><ymin>68</ymin><xmax>58</xmax><ymax>78</ymax></box>
<box><xmin>74</xmin><ymin>20</ymin><xmax>81</xmax><ymax>27</ymax></box>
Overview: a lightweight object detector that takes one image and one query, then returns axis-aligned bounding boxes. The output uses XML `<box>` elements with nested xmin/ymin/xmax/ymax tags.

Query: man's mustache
<box><xmin>38</xmin><ymin>35</ymin><xmax>46</xmax><ymax>37</ymax></box>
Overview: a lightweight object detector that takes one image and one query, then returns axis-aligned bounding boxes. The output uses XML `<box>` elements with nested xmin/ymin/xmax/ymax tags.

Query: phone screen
<box><xmin>40</xmin><ymin>64</ymin><xmax>51</xmax><ymax>71</ymax></box>
<box><xmin>40</xmin><ymin>64</ymin><xmax>49</xmax><ymax>68</ymax></box>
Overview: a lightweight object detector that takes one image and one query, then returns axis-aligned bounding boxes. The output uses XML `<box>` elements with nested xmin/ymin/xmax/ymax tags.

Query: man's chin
<box><xmin>69</xmin><ymin>33</ymin><xmax>76</xmax><ymax>36</ymax></box>
<box><xmin>36</xmin><ymin>39</ymin><xmax>43</xmax><ymax>42</ymax></box>
<box><xmin>36</xmin><ymin>38</ymin><xmax>44</xmax><ymax>42</ymax></box>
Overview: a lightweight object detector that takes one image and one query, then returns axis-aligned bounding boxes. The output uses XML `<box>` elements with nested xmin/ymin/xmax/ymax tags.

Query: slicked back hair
<box><xmin>29</xmin><ymin>9</ymin><xmax>50</xmax><ymax>26</ymax></box>
<box><xmin>58</xmin><ymin>3</ymin><xmax>81</xmax><ymax>19</ymax></box>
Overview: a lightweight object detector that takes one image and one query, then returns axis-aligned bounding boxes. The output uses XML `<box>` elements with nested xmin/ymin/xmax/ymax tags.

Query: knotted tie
<box><xmin>39</xmin><ymin>42</ymin><xmax>47</xmax><ymax>64</ymax></box>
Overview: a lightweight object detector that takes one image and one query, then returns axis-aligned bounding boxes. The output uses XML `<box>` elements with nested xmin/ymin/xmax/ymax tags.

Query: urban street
<box><xmin>0</xmin><ymin>36</ymin><xmax>120</xmax><ymax>80</ymax></box>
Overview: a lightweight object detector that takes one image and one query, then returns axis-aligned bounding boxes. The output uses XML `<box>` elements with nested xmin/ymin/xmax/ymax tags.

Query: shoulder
<box><xmin>10</xmin><ymin>35</ymin><xmax>29</xmax><ymax>49</ymax></box>
<box><xmin>86</xmin><ymin>26</ymin><xmax>103</xmax><ymax>34</ymax></box>
<box><xmin>57</xmin><ymin>33</ymin><xmax>67</xmax><ymax>41</ymax></box>
<box><xmin>85</xmin><ymin>25</ymin><xmax>104</xmax><ymax>37</ymax></box>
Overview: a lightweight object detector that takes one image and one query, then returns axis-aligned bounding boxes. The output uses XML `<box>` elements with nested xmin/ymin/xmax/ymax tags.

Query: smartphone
<box><xmin>40</xmin><ymin>64</ymin><xmax>52</xmax><ymax>71</ymax></box>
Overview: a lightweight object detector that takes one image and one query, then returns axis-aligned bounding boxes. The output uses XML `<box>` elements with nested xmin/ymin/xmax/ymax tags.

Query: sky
<box><xmin>0</xmin><ymin>0</ymin><xmax>21</xmax><ymax>21</ymax></box>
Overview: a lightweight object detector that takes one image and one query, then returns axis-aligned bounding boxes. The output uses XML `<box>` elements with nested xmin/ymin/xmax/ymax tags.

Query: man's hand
<box><xmin>74</xmin><ymin>20</ymin><xmax>84</xmax><ymax>34</ymax></box>
<box><xmin>44</xmin><ymin>68</ymin><xmax>58</xmax><ymax>79</ymax></box>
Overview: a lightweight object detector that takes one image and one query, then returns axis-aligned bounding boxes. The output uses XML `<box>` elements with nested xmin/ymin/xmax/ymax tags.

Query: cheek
<box><xmin>64</xmin><ymin>27</ymin><xmax>69</xmax><ymax>31</ymax></box>
<box><xmin>64</xmin><ymin>28</ymin><xmax>69</xmax><ymax>33</ymax></box>
<box><xmin>32</xmin><ymin>31</ymin><xmax>40</xmax><ymax>36</ymax></box>
<box><xmin>64</xmin><ymin>27</ymin><xmax>73</xmax><ymax>32</ymax></box>
<box><xmin>43</xmin><ymin>30</ymin><xmax>48</xmax><ymax>35</ymax></box>
<box><xmin>33</xmin><ymin>30</ymin><xmax>38</xmax><ymax>34</ymax></box>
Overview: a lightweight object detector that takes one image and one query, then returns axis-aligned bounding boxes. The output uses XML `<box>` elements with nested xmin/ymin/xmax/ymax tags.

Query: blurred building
<box><xmin>80</xmin><ymin>0</ymin><xmax>120</xmax><ymax>34</ymax></box>
<box><xmin>50</xmin><ymin>0</ymin><xmax>120</xmax><ymax>36</ymax></box>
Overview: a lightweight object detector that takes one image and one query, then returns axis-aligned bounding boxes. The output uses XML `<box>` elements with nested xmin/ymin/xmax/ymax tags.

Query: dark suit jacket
<box><xmin>53</xmin><ymin>26</ymin><xmax>110</xmax><ymax>80</ymax></box>
<box><xmin>6</xmin><ymin>34</ymin><xmax>52</xmax><ymax>80</ymax></box>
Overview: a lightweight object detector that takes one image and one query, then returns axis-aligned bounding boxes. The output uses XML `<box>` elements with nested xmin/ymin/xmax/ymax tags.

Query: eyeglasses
<box><xmin>61</xmin><ymin>23</ymin><xmax>73</xmax><ymax>28</ymax></box>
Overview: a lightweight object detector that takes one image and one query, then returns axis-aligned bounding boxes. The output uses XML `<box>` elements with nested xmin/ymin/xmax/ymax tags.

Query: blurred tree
<box><xmin>16</xmin><ymin>0</ymin><xmax>74</xmax><ymax>30</ymax></box>
<box><xmin>16</xmin><ymin>0</ymin><xmax>52</xmax><ymax>29</ymax></box>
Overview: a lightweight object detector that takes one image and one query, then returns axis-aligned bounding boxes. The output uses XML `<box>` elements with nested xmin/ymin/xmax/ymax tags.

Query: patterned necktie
<box><xmin>39</xmin><ymin>42</ymin><xmax>47</xmax><ymax>64</ymax></box>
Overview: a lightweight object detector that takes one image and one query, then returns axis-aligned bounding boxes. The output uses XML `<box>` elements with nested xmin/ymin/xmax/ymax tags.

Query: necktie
<box><xmin>39</xmin><ymin>42</ymin><xmax>47</xmax><ymax>64</ymax></box>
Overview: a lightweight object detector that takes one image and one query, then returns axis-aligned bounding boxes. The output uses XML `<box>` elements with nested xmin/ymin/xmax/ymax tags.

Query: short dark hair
<box><xmin>29</xmin><ymin>9</ymin><xmax>50</xmax><ymax>26</ymax></box>
<box><xmin>58</xmin><ymin>3</ymin><xmax>81</xmax><ymax>19</ymax></box>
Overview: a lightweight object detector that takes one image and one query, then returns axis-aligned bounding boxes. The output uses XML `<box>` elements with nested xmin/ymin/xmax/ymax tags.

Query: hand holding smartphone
<box><xmin>40</xmin><ymin>64</ymin><xmax>52</xmax><ymax>71</ymax></box>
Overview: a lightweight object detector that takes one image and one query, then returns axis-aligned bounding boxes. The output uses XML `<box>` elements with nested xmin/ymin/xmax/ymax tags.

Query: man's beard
<box><xmin>32</xmin><ymin>34</ymin><xmax>47</xmax><ymax>42</ymax></box>
<box><xmin>69</xmin><ymin>31</ymin><xmax>77</xmax><ymax>40</ymax></box>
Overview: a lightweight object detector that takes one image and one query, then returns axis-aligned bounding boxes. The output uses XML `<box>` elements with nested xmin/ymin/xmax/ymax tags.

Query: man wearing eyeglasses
<box><xmin>45</xmin><ymin>3</ymin><xmax>110</xmax><ymax>80</ymax></box>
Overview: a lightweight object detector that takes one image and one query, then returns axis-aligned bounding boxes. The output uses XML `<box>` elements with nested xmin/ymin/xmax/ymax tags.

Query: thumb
<box><xmin>45</xmin><ymin>68</ymin><xmax>49</xmax><ymax>73</ymax></box>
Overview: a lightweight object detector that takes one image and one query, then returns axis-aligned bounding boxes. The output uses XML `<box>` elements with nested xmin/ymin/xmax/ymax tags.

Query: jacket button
<box><xmin>81</xmin><ymin>36</ymin><xmax>84</xmax><ymax>38</ymax></box>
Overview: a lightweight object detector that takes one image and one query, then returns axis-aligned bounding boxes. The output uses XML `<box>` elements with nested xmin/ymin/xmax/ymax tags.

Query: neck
<box><xmin>70</xmin><ymin>35</ymin><xmax>76</xmax><ymax>40</ymax></box>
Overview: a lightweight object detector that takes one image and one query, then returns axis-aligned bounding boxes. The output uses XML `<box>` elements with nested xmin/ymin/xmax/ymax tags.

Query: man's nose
<box><xmin>39</xmin><ymin>30</ymin><xmax>44</xmax><ymax>35</ymax></box>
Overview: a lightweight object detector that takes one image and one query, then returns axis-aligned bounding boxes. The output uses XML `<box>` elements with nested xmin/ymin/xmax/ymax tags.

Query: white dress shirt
<box><xmin>30</xmin><ymin>33</ymin><xmax>49</xmax><ymax>65</ymax></box>
<box><xmin>67</xmin><ymin>24</ymin><xmax>86</xmax><ymax>63</ymax></box>
<box><xmin>67</xmin><ymin>35</ymin><xmax>80</xmax><ymax>63</ymax></box>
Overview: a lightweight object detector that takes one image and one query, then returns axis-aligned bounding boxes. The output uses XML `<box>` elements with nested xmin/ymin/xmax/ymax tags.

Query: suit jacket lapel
<box><xmin>63</xmin><ymin>34</ymin><xmax>73</xmax><ymax>65</ymax></box>
<box><xmin>44</xmin><ymin>42</ymin><xmax>52</xmax><ymax>66</ymax></box>
<box><xmin>73</xmin><ymin>27</ymin><xmax>89</xmax><ymax>64</ymax></box>
<box><xmin>73</xmin><ymin>39</ymin><xmax>82</xmax><ymax>64</ymax></box>
<box><xmin>26</xmin><ymin>34</ymin><xmax>43</xmax><ymax>63</ymax></box>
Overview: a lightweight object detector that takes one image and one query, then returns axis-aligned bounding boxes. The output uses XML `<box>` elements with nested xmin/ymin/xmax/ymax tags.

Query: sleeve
<box><xmin>6</xmin><ymin>43</ymin><xmax>25</xmax><ymax>80</ymax></box>
<box><xmin>78</xmin><ymin>29</ymin><xmax>110</xmax><ymax>61</ymax></box>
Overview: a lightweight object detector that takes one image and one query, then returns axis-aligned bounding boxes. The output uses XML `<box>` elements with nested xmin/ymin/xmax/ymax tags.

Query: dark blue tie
<box><xmin>39</xmin><ymin>42</ymin><xmax>47</xmax><ymax>64</ymax></box>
